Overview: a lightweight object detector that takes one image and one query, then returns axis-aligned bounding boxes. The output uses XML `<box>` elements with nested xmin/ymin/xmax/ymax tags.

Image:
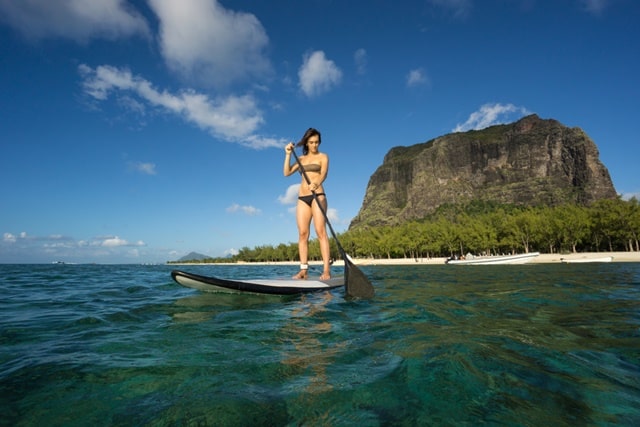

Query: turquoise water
<box><xmin>1</xmin><ymin>263</ymin><xmax>639</xmax><ymax>426</ymax></box>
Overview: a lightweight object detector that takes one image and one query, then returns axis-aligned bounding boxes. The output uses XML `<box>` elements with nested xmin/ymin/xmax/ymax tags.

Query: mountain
<box><xmin>177</xmin><ymin>251</ymin><xmax>210</xmax><ymax>262</ymax></box>
<box><xmin>350</xmin><ymin>115</ymin><xmax>617</xmax><ymax>229</ymax></box>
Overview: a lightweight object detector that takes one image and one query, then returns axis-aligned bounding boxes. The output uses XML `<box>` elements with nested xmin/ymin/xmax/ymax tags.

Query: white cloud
<box><xmin>79</xmin><ymin>64</ymin><xmax>281</xmax><ymax>149</ymax></box>
<box><xmin>224</xmin><ymin>248</ymin><xmax>239</xmax><ymax>256</ymax></box>
<box><xmin>621</xmin><ymin>191</ymin><xmax>640</xmax><ymax>201</ymax></box>
<box><xmin>354</xmin><ymin>48</ymin><xmax>368</xmax><ymax>75</ymax></box>
<box><xmin>406</xmin><ymin>68</ymin><xmax>429</xmax><ymax>87</ymax></box>
<box><xmin>453</xmin><ymin>103</ymin><xmax>532</xmax><ymax>132</ymax></box>
<box><xmin>326</xmin><ymin>207</ymin><xmax>339</xmax><ymax>223</ymax></box>
<box><xmin>131</xmin><ymin>161</ymin><xmax>157</xmax><ymax>175</ymax></box>
<box><xmin>127</xmin><ymin>249</ymin><xmax>141</xmax><ymax>258</ymax></box>
<box><xmin>148</xmin><ymin>0</ymin><xmax>271</xmax><ymax>88</ymax></box>
<box><xmin>0</xmin><ymin>0</ymin><xmax>150</xmax><ymax>42</ymax></box>
<box><xmin>226</xmin><ymin>203</ymin><xmax>262</xmax><ymax>216</ymax></box>
<box><xmin>0</xmin><ymin>232</ymin><xmax>148</xmax><ymax>263</ymax></box>
<box><xmin>244</xmin><ymin>134</ymin><xmax>289</xmax><ymax>150</ymax></box>
<box><xmin>101</xmin><ymin>236</ymin><xmax>145</xmax><ymax>247</ymax></box>
<box><xmin>298</xmin><ymin>51</ymin><xmax>343</xmax><ymax>97</ymax></box>
<box><xmin>1</xmin><ymin>0</ymin><xmax>282</xmax><ymax>150</ymax></box>
<box><xmin>3</xmin><ymin>231</ymin><xmax>32</xmax><ymax>243</ymax></box>
<box><xmin>278</xmin><ymin>184</ymin><xmax>301</xmax><ymax>205</ymax></box>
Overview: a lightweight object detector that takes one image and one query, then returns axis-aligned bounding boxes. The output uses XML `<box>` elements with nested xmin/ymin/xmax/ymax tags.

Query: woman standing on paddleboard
<box><xmin>283</xmin><ymin>128</ymin><xmax>331</xmax><ymax>280</ymax></box>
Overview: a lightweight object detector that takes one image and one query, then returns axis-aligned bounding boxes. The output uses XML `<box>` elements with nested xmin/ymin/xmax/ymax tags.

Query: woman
<box><xmin>283</xmin><ymin>128</ymin><xmax>331</xmax><ymax>280</ymax></box>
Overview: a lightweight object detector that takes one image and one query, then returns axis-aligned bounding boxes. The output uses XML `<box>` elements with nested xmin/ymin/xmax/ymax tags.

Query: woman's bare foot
<box><xmin>292</xmin><ymin>269</ymin><xmax>308</xmax><ymax>280</ymax></box>
<box><xmin>319</xmin><ymin>272</ymin><xmax>331</xmax><ymax>280</ymax></box>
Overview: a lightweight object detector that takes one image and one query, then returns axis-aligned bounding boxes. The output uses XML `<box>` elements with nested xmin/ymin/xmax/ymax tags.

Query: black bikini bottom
<box><xmin>298</xmin><ymin>193</ymin><xmax>326</xmax><ymax>207</ymax></box>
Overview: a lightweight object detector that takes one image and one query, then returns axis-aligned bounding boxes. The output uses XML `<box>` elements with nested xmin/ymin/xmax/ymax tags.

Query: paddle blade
<box><xmin>344</xmin><ymin>259</ymin><xmax>374</xmax><ymax>299</ymax></box>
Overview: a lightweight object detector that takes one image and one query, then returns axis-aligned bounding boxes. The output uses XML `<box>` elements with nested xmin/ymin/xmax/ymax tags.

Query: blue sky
<box><xmin>1</xmin><ymin>0</ymin><xmax>638</xmax><ymax>264</ymax></box>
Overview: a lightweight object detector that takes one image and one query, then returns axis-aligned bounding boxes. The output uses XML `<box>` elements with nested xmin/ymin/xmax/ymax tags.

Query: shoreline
<box><xmin>170</xmin><ymin>251</ymin><xmax>640</xmax><ymax>266</ymax></box>
<box><xmin>352</xmin><ymin>251</ymin><xmax>640</xmax><ymax>265</ymax></box>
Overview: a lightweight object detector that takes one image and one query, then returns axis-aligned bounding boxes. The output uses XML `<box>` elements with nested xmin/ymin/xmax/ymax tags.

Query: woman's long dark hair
<box><xmin>296</xmin><ymin>128</ymin><xmax>321</xmax><ymax>155</ymax></box>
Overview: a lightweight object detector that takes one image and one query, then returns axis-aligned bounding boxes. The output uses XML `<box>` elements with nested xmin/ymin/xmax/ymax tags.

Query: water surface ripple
<box><xmin>1</xmin><ymin>263</ymin><xmax>638</xmax><ymax>426</ymax></box>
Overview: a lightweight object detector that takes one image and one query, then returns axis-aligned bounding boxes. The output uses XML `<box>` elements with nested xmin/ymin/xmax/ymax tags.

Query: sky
<box><xmin>1</xmin><ymin>0</ymin><xmax>638</xmax><ymax>264</ymax></box>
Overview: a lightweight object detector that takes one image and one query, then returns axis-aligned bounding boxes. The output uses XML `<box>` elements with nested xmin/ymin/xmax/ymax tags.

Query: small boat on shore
<box><xmin>560</xmin><ymin>256</ymin><xmax>613</xmax><ymax>264</ymax></box>
<box><xmin>446</xmin><ymin>252</ymin><xmax>540</xmax><ymax>265</ymax></box>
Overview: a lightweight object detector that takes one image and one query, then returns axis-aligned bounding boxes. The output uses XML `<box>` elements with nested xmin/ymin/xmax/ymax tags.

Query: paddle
<box><xmin>290</xmin><ymin>148</ymin><xmax>374</xmax><ymax>298</ymax></box>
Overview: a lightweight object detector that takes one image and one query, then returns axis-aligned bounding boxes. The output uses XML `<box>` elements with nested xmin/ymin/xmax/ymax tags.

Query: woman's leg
<box><xmin>312</xmin><ymin>196</ymin><xmax>331</xmax><ymax>280</ymax></box>
<box><xmin>293</xmin><ymin>200</ymin><xmax>312</xmax><ymax>279</ymax></box>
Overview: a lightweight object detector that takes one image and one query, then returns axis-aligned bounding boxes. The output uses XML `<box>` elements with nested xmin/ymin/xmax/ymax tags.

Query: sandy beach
<box><xmin>348</xmin><ymin>251</ymin><xmax>640</xmax><ymax>265</ymax></box>
<box><xmin>179</xmin><ymin>251</ymin><xmax>640</xmax><ymax>267</ymax></box>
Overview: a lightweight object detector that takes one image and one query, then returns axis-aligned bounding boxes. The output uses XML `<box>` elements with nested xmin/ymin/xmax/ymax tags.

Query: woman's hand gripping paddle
<box><xmin>290</xmin><ymin>149</ymin><xmax>374</xmax><ymax>299</ymax></box>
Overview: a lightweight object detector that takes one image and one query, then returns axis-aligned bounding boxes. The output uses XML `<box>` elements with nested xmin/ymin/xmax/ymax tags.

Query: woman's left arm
<box><xmin>316</xmin><ymin>154</ymin><xmax>329</xmax><ymax>186</ymax></box>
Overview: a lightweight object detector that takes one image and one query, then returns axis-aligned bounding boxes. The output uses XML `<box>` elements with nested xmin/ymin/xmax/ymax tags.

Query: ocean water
<box><xmin>1</xmin><ymin>263</ymin><xmax>639</xmax><ymax>427</ymax></box>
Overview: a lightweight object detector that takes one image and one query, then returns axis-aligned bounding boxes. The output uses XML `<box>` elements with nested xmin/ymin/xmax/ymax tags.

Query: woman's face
<box><xmin>307</xmin><ymin>135</ymin><xmax>320</xmax><ymax>152</ymax></box>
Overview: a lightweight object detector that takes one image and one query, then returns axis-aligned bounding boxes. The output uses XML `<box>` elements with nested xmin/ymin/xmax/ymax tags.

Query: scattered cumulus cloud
<box><xmin>3</xmin><ymin>231</ymin><xmax>34</xmax><ymax>243</ymax></box>
<box><xmin>0</xmin><ymin>0</ymin><xmax>150</xmax><ymax>42</ymax></box>
<box><xmin>147</xmin><ymin>0</ymin><xmax>271</xmax><ymax>88</ymax></box>
<box><xmin>1</xmin><ymin>0</ymin><xmax>313</xmax><ymax>149</ymax></box>
<box><xmin>79</xmin><ymin>64</ymin><xmax>282</xmax><ymax>149</ymax></box>
<box><xmin>354</xmin><ymin>48</ymin><xmax>368</xmax><ymax>75</ymax></box>
<box><xmin>278</xmin><ymin>184</ymin><xmax>301</xmax><ymax>205</ymax></box>
<box><xmin>130</xmin><ymin>161</ymin><xmax>157</xmax><ymax>175</ymax></box>
<box><xmin>453</xmin><ymin>103</ymin><xmax>532</xmax><ymax>132</ymax></box>
<box><xmin>406</xmin><ymin>68</ymin><xmax>429</xmax><ymax>87</ymax></box>
<box><xmin>426</xmin><ymin>0</ymin><xmax>610</xmax><ymax>18</ymax></box>
<box><xmin>1</xmin><ymin>231</ymin><xmax>147</xmax><ymax>262</ymax></box>
<box><xmin>100</xmin><ymin>236</ymin><xmax>145</xmax><ymax>247</ymax></box>
<box><xmin>118</xmin><ymin>95</ymin><xmax>147</xmax><ymax>117</ymax></box>
<box><xmin>298</xmin><ymin>51</ymin><xmax>343</xmax><ymax>97</ymax></box>
<box><xmin>326</xmin><ymin>207</ymin><xmax>339</xmax><ymax>223</ymax></box>
<box><xmin>226</xmin><ymin>203</ymin><xmax>262</xmax><ymax>216</ymax></box>
<box><xmin>1</xmin><ymin>0</ymin><xmax>282</xmax><ymax>150</ymax></box>
<box><xmin>243</xmin><ymin>134</ymin><xmax>288</xmax><ymax>150</ymax></box>
<box><xmin>0</xmin><ymin>0</ymin><xmax>270</xmax><ymax>88</ymax></box>
<box><xmin>621</xmin><ymin>191</ymin><xmax>640</xmax><ymax>201</ymax></box>
<box><xmin>3</xmin><ymin>232</ymin><xmax>17</xmax><ymax>243</ymax></box>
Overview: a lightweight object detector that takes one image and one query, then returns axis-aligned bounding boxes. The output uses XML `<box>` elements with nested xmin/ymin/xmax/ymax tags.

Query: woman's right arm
<box><xmin>283</xmin><ymin>143</ymin><xmax>298</xmax><ymax>176</ymax></box>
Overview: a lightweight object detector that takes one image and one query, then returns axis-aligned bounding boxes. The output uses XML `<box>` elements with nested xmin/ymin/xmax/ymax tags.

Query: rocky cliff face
<box><xmin>349</xmin><ymin>115</ymin><xmax>617</xmax><ymax>229</ymax></box>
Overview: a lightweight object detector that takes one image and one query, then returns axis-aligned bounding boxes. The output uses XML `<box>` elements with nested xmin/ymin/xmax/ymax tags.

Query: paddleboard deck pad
<box><xmin>171</xmin><ymin>270</ymin><xmax>344</xmax><ymax>295</ymax></box>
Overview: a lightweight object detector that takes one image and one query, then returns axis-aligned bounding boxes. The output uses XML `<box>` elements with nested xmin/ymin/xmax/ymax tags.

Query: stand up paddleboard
<box><xmin>171</xmin><ymin>270</ymin><xmax>344</xmax><ymax>295</ymax></box>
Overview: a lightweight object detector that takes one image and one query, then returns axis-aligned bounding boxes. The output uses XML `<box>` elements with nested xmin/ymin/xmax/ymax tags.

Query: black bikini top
<box><xmin>301</xmin><ymin>163</ymin><xmax>321</xmax><ymax>172</ymax></box>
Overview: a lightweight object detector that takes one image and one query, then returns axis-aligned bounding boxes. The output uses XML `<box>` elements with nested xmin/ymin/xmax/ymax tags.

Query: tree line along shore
<box><xmin>168</xmin><ymin>199</ymin><xmax>640</xmax><ymax>264</ymax></box>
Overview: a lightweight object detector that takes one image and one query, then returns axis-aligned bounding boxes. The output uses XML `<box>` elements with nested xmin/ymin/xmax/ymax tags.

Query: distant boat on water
<box><xmin>560</xmin><ymin>256</ymin><xmax>613</xmax><ymax>264</ymax></box>
<box><xmin>446</xmin><ymin>252</ymin><xmax>540</xmax><ymax>265</ymax></box>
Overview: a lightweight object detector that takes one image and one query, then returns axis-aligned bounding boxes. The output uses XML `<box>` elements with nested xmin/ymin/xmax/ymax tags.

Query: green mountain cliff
<box><xmin>350</xmin><ymin>115</ymin><xmax>617</xmax><ymax>230</ymax></box>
